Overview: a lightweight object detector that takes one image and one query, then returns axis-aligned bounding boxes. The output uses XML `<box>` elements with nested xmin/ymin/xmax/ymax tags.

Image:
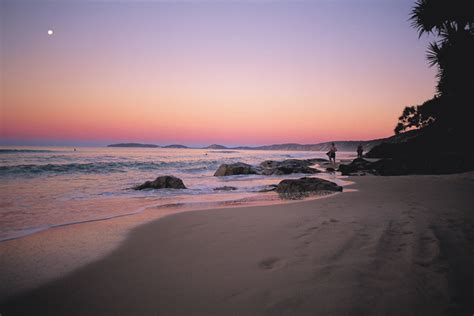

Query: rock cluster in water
<box><xmin>213</xmin><ymin>159</ymin><xmax>324</xmax><ymax>177</ymax></box>
<box><xmin>259</xmin><ymin>159</ymin><xmax>320</xmax><ymax>175</ymax></box>
<box><xmin>134</xmin><ymin>158</ymin><xmax>345</xmax><ymax>196</ymax></box>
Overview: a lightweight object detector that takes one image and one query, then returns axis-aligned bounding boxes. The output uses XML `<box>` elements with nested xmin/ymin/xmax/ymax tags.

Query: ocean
<box><xmin>0</xmin><ymin>147</ymin><xmax>354</xmax><ymax>242</ymax></box>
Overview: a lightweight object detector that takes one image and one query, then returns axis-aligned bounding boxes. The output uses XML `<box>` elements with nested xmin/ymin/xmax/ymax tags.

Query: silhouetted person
<box><xmin>357</xmin><ymin>144</ymin><xmax>363</xmax><ymax>158</ymax></box>
<box><xmin>327</xmin><ymin>143</ymin><xmax>337</xmax><ymax>164</ymax></box>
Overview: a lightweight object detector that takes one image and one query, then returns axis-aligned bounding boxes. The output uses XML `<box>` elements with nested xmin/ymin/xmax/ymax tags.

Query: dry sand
<box><xmin>1</xmin><ymin>173</ymin><xmax>474</xmax><ymax>315</ymax></box>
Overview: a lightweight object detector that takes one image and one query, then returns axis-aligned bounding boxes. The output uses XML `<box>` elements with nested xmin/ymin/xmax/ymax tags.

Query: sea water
<box><xmin>0</xmin><ymin>147</ymin><xmax>355</xmax><ymax>241</ymax></box>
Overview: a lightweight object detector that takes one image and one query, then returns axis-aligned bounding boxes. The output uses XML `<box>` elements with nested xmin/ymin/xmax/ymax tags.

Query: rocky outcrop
<box><xmin>338</xmin><ymin>154</ymin><xmax>474</xmax><ymax>176</ymax></box>
<box><xmin>370</xmin><ymin>154</ymin><xmax>474</xmax><ymax>175</ymax></box>
<box><xmin>213</xmin><ymin>186</ymin><xmax>237</xmax><ymax>191</ymax></box>
<box><xmin>134</xmin><ymin>175</ymin><xmax>186</xmax><ymax>190</ymax></box>
<box><xmin>259</xmin><ymin>159</ymin><xmax>320</xmax><ymax>175</ymax></box>
<box><xmin>214</xmin><ymin>163</ymin><xmax>258</xmax><ymax>176</ymax></box>
<box><xmin>213</xmin><ymin>158</ymin><xmax>333</xmax><ymax>177</ymax></box>
<box><xmin>338</xmin><ymin>157</ymin><xmax>408</xmax><ymax>176</ymax></box>
<box><xmin>276</xmin><ymin>177</ymin><xmax>343</xmax><ymax>194</ymax></box>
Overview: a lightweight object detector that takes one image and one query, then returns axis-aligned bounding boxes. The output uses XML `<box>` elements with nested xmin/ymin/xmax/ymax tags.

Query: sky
<box><xmin>0</xmin><ymin>0</ymin><xmax>436</xmax><ymax>147</ymax></box>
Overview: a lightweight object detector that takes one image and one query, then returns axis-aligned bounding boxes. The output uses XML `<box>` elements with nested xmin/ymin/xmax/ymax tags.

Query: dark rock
<box><xmin>326</xmin><ymin>167</ymin><xmax>336</xmax><ymax>172</ymax></box>
<box><xmin>259</xmin><ymin>159</ymin><xmax>320</xmax><ymax>175</ymax></box>
<box><xmin>213</xmin><ymin>186</ymin><xmax>237</xmax><ymax>191</ymax></box>
<box><xmin>134</xmin><ymin>175</ymin><xmax>186</xmax><ymax>190</ymax></box>
<box><xmin>214</xmin><ymin>163</ymin><xmax>258</xmax><ymax>176</ymax></box>
<box><xmin>276</xmin><ymin>177</ymin><xmax>343</xmax><ymax>194</ymax></box>
<box><xmin>259</xmin><ymin>160</ymin><xmax>281</xmax><ymax>169</ymax></box>
<box><xmin>338</xmin><ymin>158</ymin><xmax>373</xmax><ymax>175</ymax></box>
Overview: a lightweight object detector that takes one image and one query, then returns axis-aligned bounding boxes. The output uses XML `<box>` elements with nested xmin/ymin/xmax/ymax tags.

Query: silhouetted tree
<box><xmin>395</xmin><ymin>0</ymin><xmax>474</xmax><ymax>134</ymax></box>
<box><xmin>394</xmin><ymin>98</ymin><xmax>438</xmax><ymax>134</ymax></box>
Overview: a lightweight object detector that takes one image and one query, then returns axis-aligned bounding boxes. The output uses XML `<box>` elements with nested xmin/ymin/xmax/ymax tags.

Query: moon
<box><xmin>47</xmin><ymin>29</ymin><xmax>54</xmax><ymax>35</ymax></box>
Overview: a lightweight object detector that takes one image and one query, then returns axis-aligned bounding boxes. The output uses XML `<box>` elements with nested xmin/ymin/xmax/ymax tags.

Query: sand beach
<box><xmin>1</xmin><ymin>172</ymin><xmax>473</xmax><ymax>315</ymax></box>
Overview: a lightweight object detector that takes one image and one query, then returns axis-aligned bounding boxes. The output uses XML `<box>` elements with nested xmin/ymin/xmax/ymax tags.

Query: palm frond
<box><xmin>426</xmin><ymin>42</ymin><xmax>440</xmax><ymax>67</ymax></box>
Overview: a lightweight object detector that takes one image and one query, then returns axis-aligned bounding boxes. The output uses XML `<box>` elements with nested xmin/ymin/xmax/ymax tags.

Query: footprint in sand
<box><xmin>258</xmin><ymin>257</ymin><xmax>284</xmax><ymax>270</ymax></box>
<box><xmin>421</xmin><ymin>236</ymin><xmax>435</xmax><ymax>242</ymax></box>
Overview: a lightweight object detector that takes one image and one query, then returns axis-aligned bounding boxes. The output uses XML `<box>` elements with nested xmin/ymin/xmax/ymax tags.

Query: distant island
<box><xmin>205</xmin><ymin>144</ymin><xmax>228</xmax><ymax>149</ymax></box>
<box><xmin>108</xmin><ymin>143</ymin><xmax>160</xmax><ymax>148</ymax></box>
<box><xmin>162</xmin><ymin>144</ymin><xmax>189</xmax><ymax>149</ymax></box>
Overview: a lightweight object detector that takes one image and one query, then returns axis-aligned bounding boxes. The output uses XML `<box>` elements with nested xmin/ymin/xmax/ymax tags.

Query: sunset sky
<box><xmin>1</xmin><ymin>0</ymin><xmax>436</xmax><ymax>147</ymax></box>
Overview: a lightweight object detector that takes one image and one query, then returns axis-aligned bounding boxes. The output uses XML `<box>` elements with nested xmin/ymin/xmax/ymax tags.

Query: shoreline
<box><xmin>1</xmin><ymin>182</ymin><xmax>351</xmax><ymax>244</ymax></box>
<box><xmin>2</xmin><ymin>173</ymin><xmax>474</xmax><ymax>314</ymax></box>
<box><xmin>0</xmin><ymin>181</ymin><xmax>349</xmax><ymax>300</ymax></box>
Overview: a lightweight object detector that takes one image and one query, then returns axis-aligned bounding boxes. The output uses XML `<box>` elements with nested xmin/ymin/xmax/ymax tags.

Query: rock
<box><xmin>326</xmin><ymin>167</ymin><xmax>336</xmax><ymax>172</ymax></box>
<box><xmin>214</xmin><ymin>159</ymin><xmax>324</xmax><ymax>177</ymax></box>
<box><xmin>213</xmin><ymin>186</ymin><xmax>237</xmax><ymax>191</ymax></box>
<box><xmin>134</xmin><ymin>175</ymin><xmax>186</xmax><ymax>190</ymax></box>
<box><xmin>276</xmin><ymin>177</ymin><xmax>343</xmax><ymax>194</ymax></box>
<box><xmin>260</xmin><ymin>159</ymin><xmax>320</xmax><ymax>175</ymax></box>
<box><xmin>338</xmin><ymin>158</ymin><xmax>373</xmax><ymax>175</ymax></box>
<box><xmin>214</xmin><ymin>163</ymin><xmax>258</xmax><ymax>176</ymax></box>
<box><xmin>259</xmin><ymin>160</ymin><xmax>281</xmax><ymax>169</ymax></box>
<box><xmin>307</xmin><ymin>158</ymin><xmax>330</xmax><ymax>164</ymax></box>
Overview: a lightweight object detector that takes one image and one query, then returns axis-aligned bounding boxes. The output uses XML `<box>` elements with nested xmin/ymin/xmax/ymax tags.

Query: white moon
<box><xmin>47</xmin><ymin>29</ymin><xmax>53</xmax><ymax>35</ymax></box>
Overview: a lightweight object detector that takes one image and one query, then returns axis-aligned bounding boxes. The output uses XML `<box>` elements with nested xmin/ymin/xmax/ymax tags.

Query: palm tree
<box><xmin>395</xmin><ymin>0</ymin><xmax>473</xmax><ymax>134</ymax></box>
<box><xmin>409</xmin><ymin>0</ymin><xmax>474</xmax><ymax>96</ymax></box>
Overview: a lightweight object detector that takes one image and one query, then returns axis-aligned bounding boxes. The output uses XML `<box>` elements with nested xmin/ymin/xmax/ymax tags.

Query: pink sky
<box><xmin>1</xmin><ymin>1</ymin><xmax>436</xmax><ymax>146</ymax></box>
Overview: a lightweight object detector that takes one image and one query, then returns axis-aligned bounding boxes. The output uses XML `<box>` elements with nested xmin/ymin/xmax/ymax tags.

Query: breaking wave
<box><xmin>0</xmin><ymin>160</ymin><xmax>221</xmax><ymax>176</ymax></box>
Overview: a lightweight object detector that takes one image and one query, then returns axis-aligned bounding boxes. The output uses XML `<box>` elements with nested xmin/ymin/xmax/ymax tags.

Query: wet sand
<box><xmin>1</xmin><ymin>173</ymin><xmax>474</xmax><ymax>315</ymax></box>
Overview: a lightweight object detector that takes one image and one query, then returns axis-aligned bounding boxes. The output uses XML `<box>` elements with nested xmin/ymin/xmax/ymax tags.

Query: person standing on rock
<box><xmin>327</xmin><ymin>143</ymin><xmax>337</xmax><ymax>164</ymax></box>
<box><xmin>357</xmin><ymin>144</ymin><xmax>363</xmax><ymax>158</ymax></box>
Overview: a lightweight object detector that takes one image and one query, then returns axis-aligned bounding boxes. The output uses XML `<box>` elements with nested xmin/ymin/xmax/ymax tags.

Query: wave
<box><xmin>0</xmin><ymin>149</ymin><xmax>56</xmax><ymax>154</ymax></box>
<box><xmin>0</xmin><ymin>205</ymin><xmax>150</xmax><ymax>242</ymax></box>
<box><xmin>0</xmin><ymin>160</ymin><xmax>221</xmax><ymax>176</ymax></box>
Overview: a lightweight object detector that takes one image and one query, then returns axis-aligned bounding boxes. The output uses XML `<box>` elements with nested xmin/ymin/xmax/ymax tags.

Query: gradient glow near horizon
<box><xmin>1</xmin><ymin>0</ymin><xmax>436</xmax><ymax>147</ymax></box>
